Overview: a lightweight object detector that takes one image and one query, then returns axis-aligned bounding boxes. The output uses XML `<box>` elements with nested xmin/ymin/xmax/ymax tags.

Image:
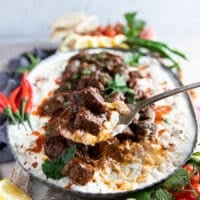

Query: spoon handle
<box><xmin>134</xmin><ymin>82</ymin><xmax>200</xmax><ymax>114</ymax></box>
<box><xmin>126</xmin><ymin>82</ymin><xmax>200</xmax><ymax>124</ymax></box>
<box><xmin>114</xmin><ymin>82</ymin><xmax>200</xmax><ymax>135</ymax></box>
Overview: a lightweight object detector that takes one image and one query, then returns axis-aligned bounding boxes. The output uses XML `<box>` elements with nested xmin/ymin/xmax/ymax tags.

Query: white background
<box><xmin>0</xmin><ymin>0</ymin><xmax>199</xmax><ymax>40</ymax></box>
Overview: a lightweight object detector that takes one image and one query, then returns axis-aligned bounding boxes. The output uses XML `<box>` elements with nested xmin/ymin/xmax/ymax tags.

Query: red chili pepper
<box><xmin>20</xmin><ymin>78</ymin><xmax>30</xmax><ymax>121</ymax></box>
<box><xmin>0</xmin><ymin>92</ymin><xmax>9</xmax><ymax>107</ymax></box>
<box><xmin>22</xmin><ymin>70</ymin><xmax>28</xmax><ymax>82</ymax></box>
<box><xmin>8</xmin><ymin>86</ymin><xmax>22</xmax><ymax>122</ymax></box>
<box><xmin>0</xmin><ymin>92</ymin><xmax>16</xmax><ymax>124</ymax></box>
<box><xmin>0</xmin><ymin>105</ymin><xmax>3</xmax><ymax>113</ymax></box>
<box><xmin>24</xmin><ymin>80</ymin><xmax>33</xmax><ymax>130</ymax></box>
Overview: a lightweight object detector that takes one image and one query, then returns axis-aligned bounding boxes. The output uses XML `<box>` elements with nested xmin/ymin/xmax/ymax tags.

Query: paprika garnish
<box><xmin>0</xmin><ymin>92</ymin><xmax>16</xmax><ymax>124</ymax></box>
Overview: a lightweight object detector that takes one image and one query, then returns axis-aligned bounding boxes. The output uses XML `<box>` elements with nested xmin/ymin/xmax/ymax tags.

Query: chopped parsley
<box><xmin>163</xmin><ymin>118</ymin><xmax>171</xmax><ymax>125</ymax></box>
<box><xmin>125</xmin><ymin>52</ymin><xmax>142</xmax><ymax>67</ymax></box>
<box><xmin>42</xmin><ymin>145</ymin><xmax>76</xmax><ymax>180</ymax></box>
<box><xmin>106</xmin><ymin>74</ymin><xmax>133</xmax><ymax>94</ymax></box>
<box><xmin>81</xmin><ymin>69</ymin><xmax>92</xmax><ymax>75</ymax></box>
<box><xmin>162</xmin><ymin>168</ymin><xmax>190</xmax><ymax>191</ymax></box>
<box><xmin>72</xmin><ymin>73</ymin><xmax>79</xmax><ymax>80</ymax></box>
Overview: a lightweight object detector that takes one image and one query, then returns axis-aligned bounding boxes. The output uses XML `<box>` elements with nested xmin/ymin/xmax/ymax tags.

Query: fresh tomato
<box><xmin>89</xmin><ymin>30</ymin><xmax>102</xmax><ymax>36</ymax></box>
<box><xmin>104</xmin><ymin>24</ymin><xmax>116</xmax><ymax>37</ymax></box>
<box><xmin>184</xmin><ymin>191</ymin><xmax>197</xmax><ymax>200</ymax></box>
<box><xmin>97</xmin><ymin>26</ymin><xmax>105</xmax><ymax>34</ymax></box>
<box><xmin>175</xmin><ymin>191</ymin><xmax>197</xmax><ymax>200</ymax></box>
<box><xmin>193</xmin><ymin>183</ymin><xmax>200</xmax><ymax>195</ymax></box>
<box><xmin>183</xmin><ymin>164</ymin><xmax>194</xmax><ymax>175</ymax></box>
<box><xmin>191</xmin><ymin>173</ymin><xmax>200</xmax><ymax>184</ymax></box>
<box><xmin>114</xmin><ymin>23</ymin><xmax>123</xmax><ymax>34</ymax></box>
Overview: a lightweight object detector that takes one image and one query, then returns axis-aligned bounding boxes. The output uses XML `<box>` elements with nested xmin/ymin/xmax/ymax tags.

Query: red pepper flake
<box><xmin>32</xmin><ymin>162</ymin><xmax>38</xmax><ymax>168</ymax></box>
<box><xmin>28</xmin><ymin>131</ymin><xmax>45</xmax><ymax>153</ymax></box>
<box><xmin>65</xmin><ymin>183</ymin><xmax>72</xmax><ymax>189</ymax></box>
<box><xmin>154</xmin><ymin>105</ymin><xmax>171</xmax><ymax>123</ymax></box>
<box><xmin>189</xmin><ymin>89</ymin><xmax>197</xmax><ymax>100</ymax></box>
<box><xmin>158</xmin><ymin>129</ymin><xmax>165</xmax><ymax>136</ymax></box>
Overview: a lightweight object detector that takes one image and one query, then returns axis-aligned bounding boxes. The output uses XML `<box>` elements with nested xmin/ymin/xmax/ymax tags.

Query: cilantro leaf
<box><xmin>42</xmin><ymin>156</ymin><xmax>65</xmax><ymax>179</ymax></box>
<box><xmin>162</xmin><ymin>168</ymin><xmax>190</xmax><ymax>191</ymax></box>
<box><xmin>106</xmin><ymin>74</ymin><xmax>133</xmax><ymax>94</ymax></box>
<box><xmin>125</xmin><ymin>52</ymin><xmax>141</xmax><ymax>67</ymax></box>
<box><xmin>17</xmin><ymin>53</ymin><xmax>41</xmax><ymax>73</ymax></box>
<box><xmin>61</xmin><ymin>145</ymin><xmax>76</xmax><ymax>163</ymax></box>
<box><xmin>124</xmin><ymin>12</ymin><xmax>146</xmax><ymax>38</ymax></box>
<box><xmin>154</xmin><ymin>188</ymin><xmax>173</xmax><ymax>200</ymax></box>
<box><xmin>81</xmin><ymin>69</ymin><xmax>92</xmax><ymax>75</ymax></box>
<box><xmin>42</xmin><ymin>145</ymin><xmax>76</xmax><ymax>180</ymax></box>
<box><xmin>131</xmin><ymin>190</ymin><xmax>152</xmax><ymax>200</ymax></box>
<box><xmin>191</xmin><ymin>151</ymin><xmax>200</xmax><ymax>163</ymax></box>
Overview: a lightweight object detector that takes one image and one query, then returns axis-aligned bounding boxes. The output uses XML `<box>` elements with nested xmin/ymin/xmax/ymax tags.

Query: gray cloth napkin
<box><xmin>0</xmin><ymin>48</ymin><xmax>56</xmax><ymax>163</ymax></box>
<box><xmin>0</xmin><ymin>72</ymin><xmax>19</xmax><ymax>163</ymax></box>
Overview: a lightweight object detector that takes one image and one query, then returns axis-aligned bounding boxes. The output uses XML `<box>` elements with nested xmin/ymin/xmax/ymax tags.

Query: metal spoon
<box><xmin>113</xmin><ymin>82</ymin><xmax>200</xmax><ymax>136</ymax></box>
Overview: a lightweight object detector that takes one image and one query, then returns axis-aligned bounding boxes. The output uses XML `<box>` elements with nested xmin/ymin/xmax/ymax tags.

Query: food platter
<box><xmin>7</xmin><ymin>48</ymin><xmax>198</xmax><ymax>199</ymax></box>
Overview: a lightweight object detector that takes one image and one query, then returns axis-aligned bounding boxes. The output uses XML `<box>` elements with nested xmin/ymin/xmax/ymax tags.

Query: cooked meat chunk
<box><xmin>74</xmin><ymin>107</ymin><xmax>103</xmax><ymax>135</ymax></box>
<box><xmin>39</xmin><ymin>94</ymin><xmax>67</xmax><ymax>117</ymax></box>
<box><xmin>139</xmin><ymin>104</ymin><xmax>155</xmax><ymax>121</ymax></box>
<box><xmin>117</xmin><ymin>127</ymin><xmax>135</xmax><ymax>142</ymax></box>
<box><xmin>88</xmin><ymin>138</ymin><xmax>124</xmax><ymax>162</ymax></box>
<box><xmin>69</xmin><ymin>87</ymin><xmax>106</xmax><ymax>113</ymax></box>
<box><xmin>128</xmin><ymin>71</ymin><xmax>143</xmax><ymax>88</ymax></box>
<box><xmin>62</xmin><ymin>59</ymin><xmax>80</xmax><ymax>82</ymax></box>
<box><xmin>76</xmin><ymin>77</ymin><xmax>104</xmax><ymax>92</ymax></box>
<box><xmin>135</xmin><ymin>89</ymin><xmax>149</xmax><ymax>100</ymax></box>
<box><xmin>129</xmin><ymin>120</ymin><xmax>156</xmax><ymax>141</ymax></box>
<box><xmin>83</xmin><ymin>87</ymin><xmax>105</xmax><ymax>113</ymax></box>
<box><xmin>62</xmin><ymin>158</ymin><xmax>95</xmax><ymax>185</ymax></box>
<box><xmin>106</xmin><ymin>138</ymin><xmax>124</xmax><ymax>162</ymax></box>
<box><xmin>107</xmin><ymin>92</ymin><xmax>125</xmax><ymax>103</ymax></box>
<box><xmin>45</xmin><ymin>118</ymin><xmax>61</xmax><ymax>137</ymax></box>
<box><xmin>44</xmin><ymin>136</ymin><xmax>66</xmax><ymax>159</ymax></box>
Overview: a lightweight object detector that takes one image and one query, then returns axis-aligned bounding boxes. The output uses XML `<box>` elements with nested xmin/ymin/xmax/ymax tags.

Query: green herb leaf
<box><xmin>61</xmin><ymin>145</ymin><xmax>76</xmax><ymax>163</ymax></box>
<box><xmin>154</xmin><ymin>188</ymin><xmax>173</xmax><ymax>200</ymax></box>
<box><xmin>81</xmin><ymin>69</ymin><xmax>92</xmax><ymax>75</ymax></box>
<box><xmin>162</xmin><ymin>168</ymin><xmax>190</xmax><ymax>191</ymax></box>
<box><xmin>124</xmin><ymin>12</ymin><xmax>146</xmax><ymax>38</ymax></box>
<box><xmin>191</xmin><ymin>151</ymin><xmax>200</xmax><ymax>162</ymax></box>
<box><xmin>123</xmin><ymin>12</ymin><xmax>186</xmax><ymax>69</ymax></box>
<box><xmin>72</xmin><ymin>73</ymin><xmax>79</xmax><ymax>80</ymax></box>
<box><xmin>163</xmin><ymin>118</ymin><xmax>171</xmax><ymax>125</ymax></box>
<box><xmin>42</xmin><ymin>156</ymin><xmax>65</xmax><ymax>179</ymax></box>
<box><xmin>131</xmin><ymin>190</ymin><xmax>152</xmax><ymax>200</ymax></box>
<box><xmin>106</xmin><ymin>74</ymin><xmax>133</xmax><ymax>94</ymax></box>
<box><xmin>42</xmin><ymin>145</ymin><xmax>76</xmax><ymax>180</ymax></box>
<box><xmin>125</xmin><ymin>52</ymin><xmax>141</xmax><ymax>67</ymax></box>
<box><xmin>17</xmin><ymin>53</ymin><xmax>41</xmax><ymax>73</ymax></box>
